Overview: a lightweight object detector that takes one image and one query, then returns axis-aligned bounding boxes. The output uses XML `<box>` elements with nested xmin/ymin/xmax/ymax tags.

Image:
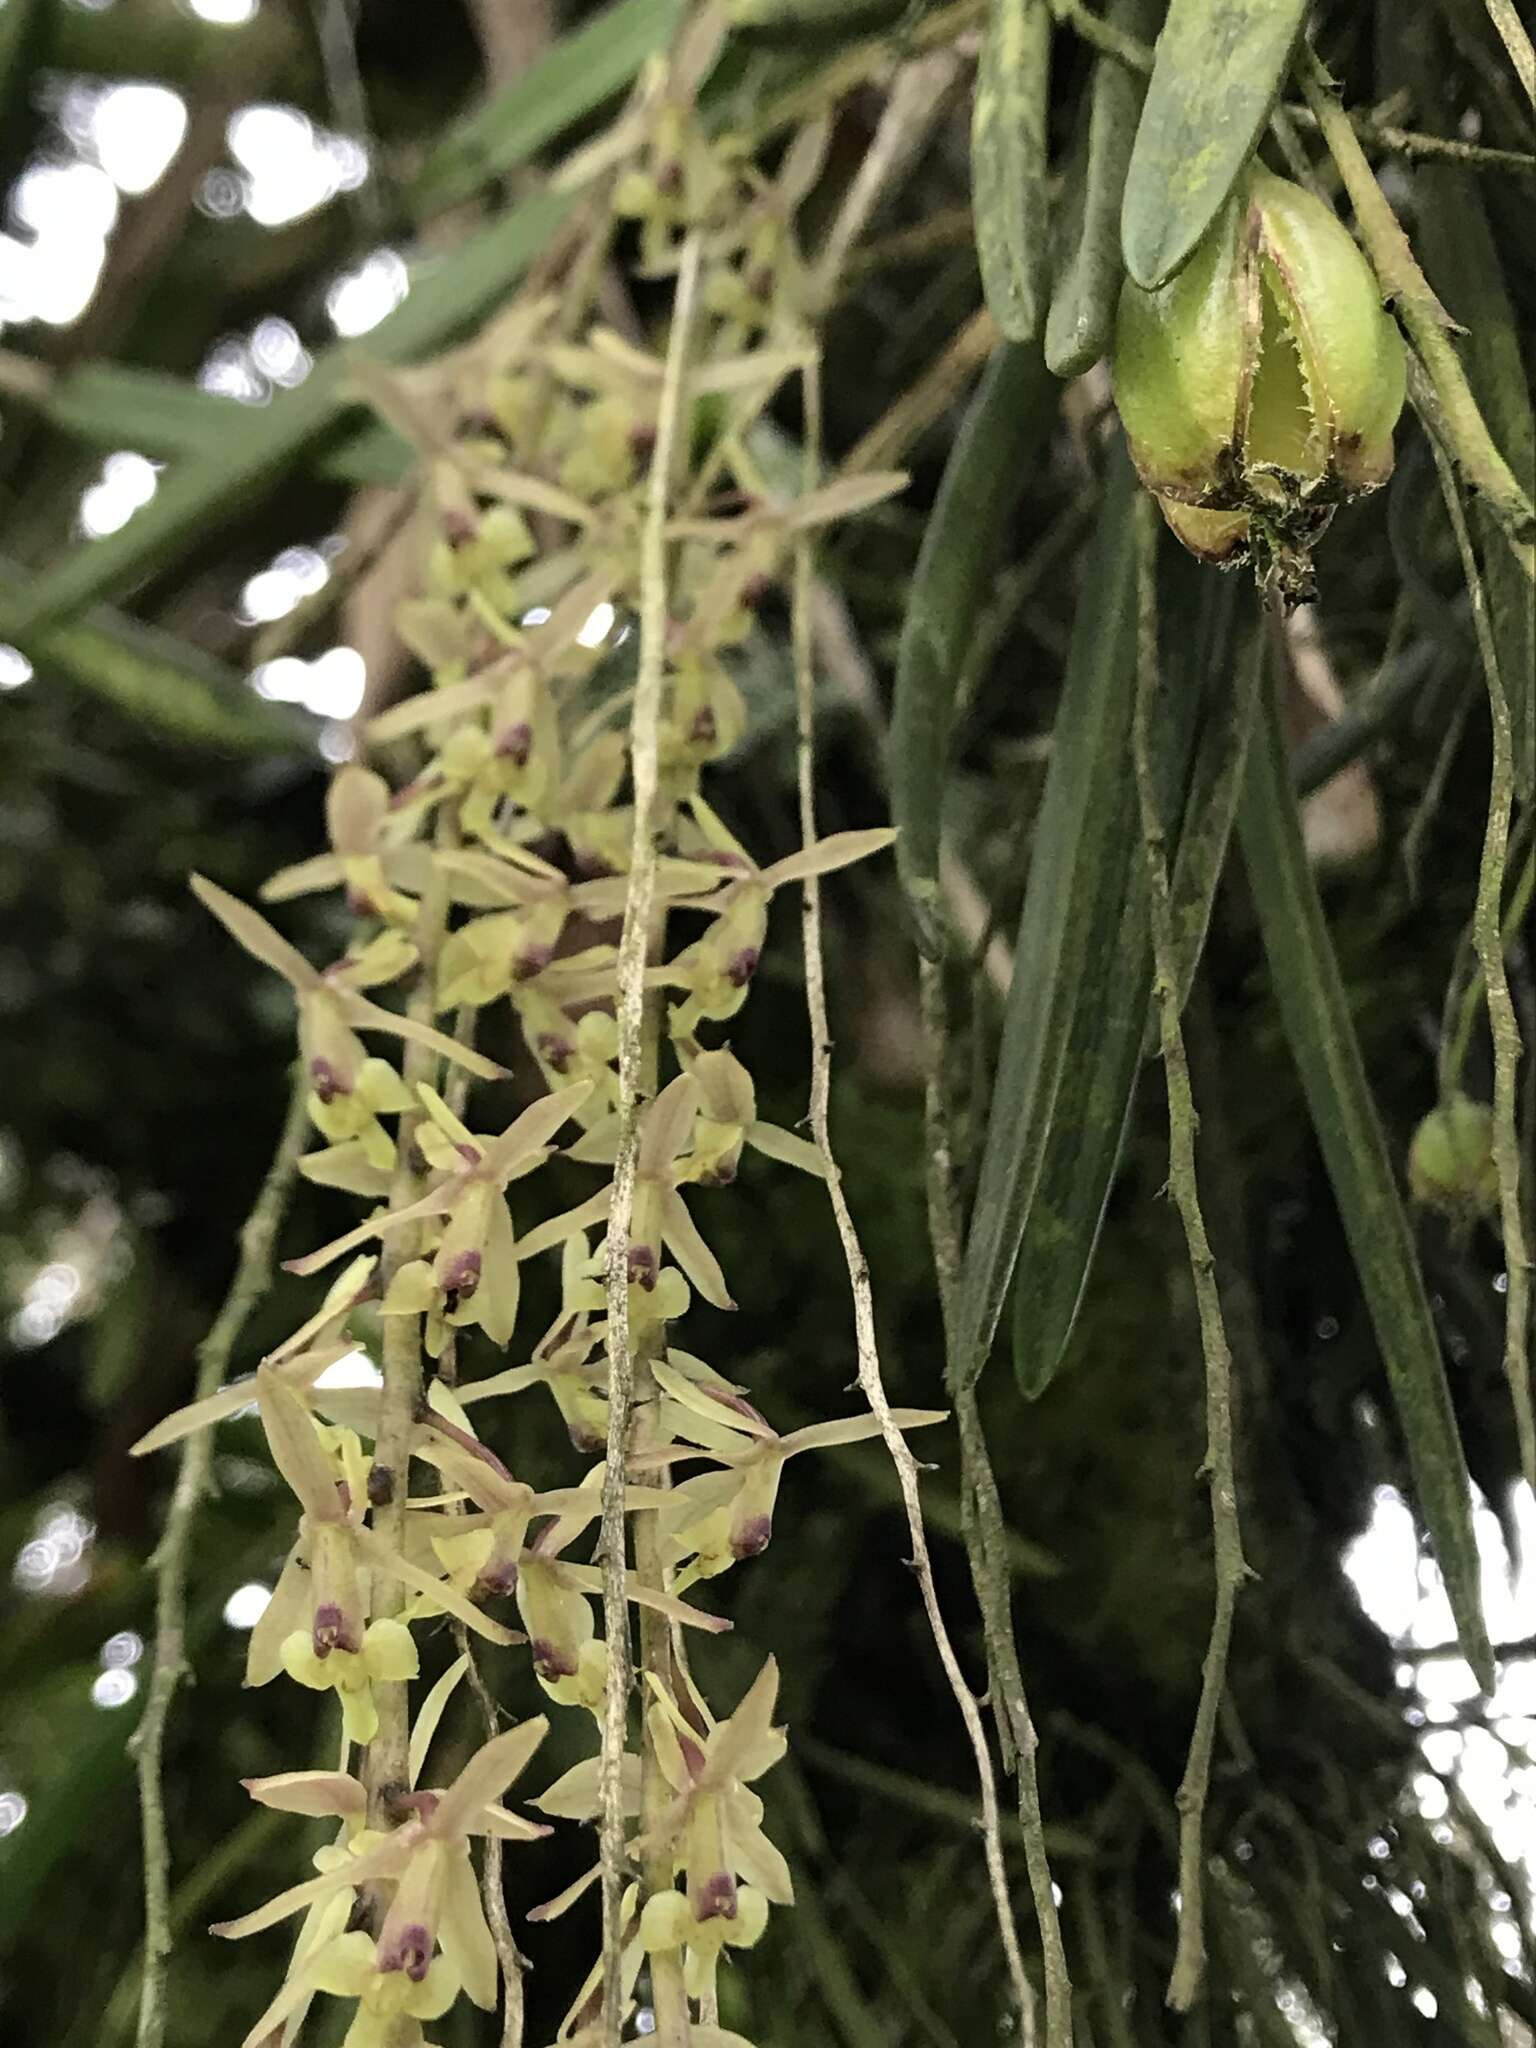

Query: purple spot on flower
<box><xmin>379</xmin><ymin>1923</ymin><xmax>434</xmax><ymax>1981</ymax></box>
<box><xmin>627</xmin><ymin>1244</ymin><xmax>658</xmax><ymax>1291</ymax></box>
<box><xmin>694</xmin><ymin>1871</ymin><xmax>739</xmax><ymax>1922</ymax></box>
<box><xmin>531</xmin><ymin>1638</ymin><xmax>578</xmax><ymax>1681</ymax></box>
<box><xmin>678</xmin><ymin>1730</ymin><xmax>708</xmax><ymax>1781</ymax></box>
<box><xmin>442</xmin><ymin>509</ymin><xmax>476</xmax><ymax>549</ymax></box>
<box><xmin>476</xmin><ymin>1557</ymin><xmax>519</xmax><ymax>1599</ymax></box>
<box><xmin>513</xmin><ymin>943</ymin><xmax>554</xmax><ymax>983</ymax></box>
<box><xmin>309</xmin><ymin>1057</ymin><xmax>347</xmax><ymax>1105</ymax></box>
<box><xmin>441</xmin><ymin>1249</ymin><xmax>482</xmax><ymax>1308</ymax></box>
<box><xmin>312</xmin><ymin>1603</ymin><xmax>358</xmax><ymax>1657</ymax></box>
<box><xmin>496</xmin><ymin>721</ymin><xmax>534</xmax><ymax>765</ymax></box>
<box><xmin>689</xmin><ymin>707</ymin><xmax>717</xmax><ymax>746</ymax></box>
<box><xmin>733</xmin><ymin>1514</ymin><xmax>773</xmax><ymax>1560</ymax></box>
<box><xmin>367</xmin><ymin>1465</ymin><xmax>394</xmax><ymax>1509</ymax></box>
<box><xmin>727</xmin><ymin>948</ymin><xmax>760</xmax><ymax>989</ymax></box>
<box><xmin>536</xmin><ymin>1031</ymin><xmax>575</xmax><ymax>1074</ymax></box>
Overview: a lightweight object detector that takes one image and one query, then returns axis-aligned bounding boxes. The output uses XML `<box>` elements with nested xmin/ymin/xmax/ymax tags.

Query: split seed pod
<box><xmin>1113</xmin><ymin>167</ymin><xmax>1405</xmax><ymax>599</ymax></box>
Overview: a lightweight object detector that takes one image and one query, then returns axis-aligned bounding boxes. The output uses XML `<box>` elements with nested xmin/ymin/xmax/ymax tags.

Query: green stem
<box><xmin>1484</xmin><ymin>0</ymin><xmax>1536</xmax><ymax>113</ymax></box>
<box><xmin>1297</xmin><ymin>39</ymin><xmax>1536</xmax><ymax>576</ymax></box>
<box><xmin>1131</xmin><ymin>500</ymin><xmax>1248</xmax><ymax>2014</ymax></box>
<box><xmin>597</xmin><ymin>230</ymin><xmax>701</xmax><ymax>2048</ymax></box>
<box><xmin>130</xmin><ymin>1070</ymin><xmax>309</xmax><ymax>2048</ymax></box>
<box><xmin>792</xmin><ymin>351</ymin><xmax>1039</xmax><ymax>2034</ymax></box>
<box><xmin>1428</xmin><ymin>436</ymin><xmax>1535</xmax><ymax>1494</ymax></box>
<box><xmin>918</xmin><ymin>959</ymin><xmax>1074</xmax><ymax>2048</ymax></box>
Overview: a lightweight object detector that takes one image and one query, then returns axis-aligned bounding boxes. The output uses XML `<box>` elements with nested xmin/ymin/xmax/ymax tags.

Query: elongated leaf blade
<box><xmin>1044</xmin><ymin>0</ymin><xmax>1158</xmax><ymax>377</ymax></box>
<box><xmin>410</xmin><ymin>0</ymin><xmax>683</xmax><ymax>219</ymax></box>
<box><xmin>1122</xmin><ymin>0</ymin><xmax>1306</xmax><ymax>290</ymax></box>
<box><xmin>1236</xmin><ymin>669</ymin><xmax>1494</xmax><ymax>1693</ymax></box>
<box><xmin>890</xmin><ymin>341</ymin><xmax>1058</xmax><ymax>955</ymax></box>
<box><xmin>1414</xmin><ymin>166</ymin><xmax>1536</xmax><ymax>795</ymax></box>
<box><xmin>971</xmin><ymin>0</ymin><xmax>1052</xmax><ymax>341</ymax></box>
<box><xmin>13</xmin><ymin>190</ymin><xmax>570</xmax><ymax>635</ymax></box>
<box><xmin>952</xmin><ymin>445</ymin><xmax>1139</xmax><ymax>1391</ymax></box>
<box><xmin>1012</xmin><ymin>561</ymin><xmax>1255</xmax><ymax>1398</ymax></box>
<box><xmin>0</xmin><ymin>559</ymin><xmax>300</xmax><ymax>754</ymax></box>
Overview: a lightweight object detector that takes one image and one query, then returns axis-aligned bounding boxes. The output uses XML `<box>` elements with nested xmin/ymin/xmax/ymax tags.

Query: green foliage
<box><xmin>1121</xmin><ymin>0</ymin><xmax>1307</xmax><ymax>290</ymax></box>
<box><xmin>3</xmin><ymin>2</ymin><xmax>1535</xmax><ymax>2045</ymax></box>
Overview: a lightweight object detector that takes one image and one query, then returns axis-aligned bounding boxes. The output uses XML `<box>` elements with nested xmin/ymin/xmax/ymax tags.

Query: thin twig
<box><xmin>918</xmin><ymin>959</ymin><xmax>1074</xmax><ymax>2048</ymax></box>
<box><xmin>131</xmin><ymin>1070</ymin><xmax>309</xmax><ymax>2048</ymax></box>
<box><xmin>1484</xmin><ymin>0</ymin><xmax>1536</xmax><ymax>114</ymax></box>
<box><xmin>1297</xmin><ymin>40</ymin><xmax>1536</xmax><ymax>575</ymax></box>
<box><xmin>597</xmin><ymin>232</ymin><xmax>701</xmax><ymax>2048</ymax></box>
<box><xmin>1428</xmin><ymin>436</ymin><xmax>1535</xmax><ymax>1494</ymax></box>
<box><xmin>792</xmin><ymin>348</ymin><xmax>1037</xmax><ymax>2032</ymax></box>
<box><xmin>1130</xmin><ymin>501</ymin><xmax>1249</xmax><ymax>2013</ymax></box>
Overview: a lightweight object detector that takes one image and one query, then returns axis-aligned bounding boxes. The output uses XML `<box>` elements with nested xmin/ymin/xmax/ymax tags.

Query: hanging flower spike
<box><xmin>660</xmin><ymin>800</ymin><xmax>895</xmax><ymax>1039</ymax></box>
<box><xmin>642</xmin><ymin>1360</ymin><xmax>947</xmax><ymax>1590</ymax></box>
<box><xmin>650</xmin><ymin>1657</ymin><xmax>792</xmax><ymax>1910</ymax></box>
<box><xmin>457</xmin><ymin>1243</ymin><xmax>610</xmax><ymax>1451</ymax></box>
<box><xmin>129</xmin><ymin>1253</ymin><xmax>378</xmax><ymax>1457</ymax></box>
<box><xmin>247</xmin><ymin>1370</ymin><xmax>516</xmax><ymax>1733</ymax></box>
<box><xmin>283</xmin><ymin>1079</ymin><xmax>594</xmax><ymax>1357</ymax></box>
<box><xmin>191</xmin><ymin>875</ymin><xmax>504</xmax><ymax>1166</ymax></box>
<box><xmin>217</xmin><ymin>1718</ymin><xmax>551</xmax><ymax>2040</ymax></box>
<box><xmin>263</xmin><ymin>764</ymin><xmax>423</xmax><ymax>931</ymax></box>
<box><xmin>636</xmin><ymin>1659</ymin><xmax>791</xmax><ymax>2004</ymax></box>
<box><xmin>677</xmin><ymin>1045</ymin><xmax>826</xmax><ymax>1185</ymax></box>
<box><xmin>564</xmin><ymin>1073</ymin><xmax>735</xmax><ymax>1338</ymax></box>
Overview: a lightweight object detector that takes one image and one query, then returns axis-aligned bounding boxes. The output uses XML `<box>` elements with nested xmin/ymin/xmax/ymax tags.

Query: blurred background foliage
<box><xmin>0</xmin><ymin>2</ymin><xmax>1534</xmax><ymax>2044</ymax></box>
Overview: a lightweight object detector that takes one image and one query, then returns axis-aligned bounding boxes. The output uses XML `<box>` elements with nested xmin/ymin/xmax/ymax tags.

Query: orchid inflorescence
<box><xmin>134</xmin><ymin>42</ymin><xmax>940</xmax><ymax>2048</ymax></box>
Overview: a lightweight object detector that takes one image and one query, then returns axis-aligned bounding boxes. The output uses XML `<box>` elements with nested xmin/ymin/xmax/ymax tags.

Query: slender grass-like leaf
<box><xmin>7</xmin><ymin>358</ymin><xmax>415</xmax><ymax>488</ymax></box>
<box><xmin>1236</xmin><ymin>667</ymin><xmax>1495</xmax><ymax>1693</ymax></box>
<box><xmin>952</xmin><ymin>445</ymin><xmax>1139</xmax><ymax>1392</ymax></box>
<box><xmin>1168</xmin><ymin>592</ymin><xmax>1263</xmax><ymax>1006</ymax></box>
<box><xmin>0</xmin><ymin>560</ymin><xmax>301</xmax><ymax>754</ymax></box>
<box><xmin>890</xmin><ymin>341</ymin><xmax>1058</xmax><ymax>956</ymax></box>
<box><xmin>1121</xmin><ymin>0</ymin><xmax>1307</xmax><ymax>290</ymax></box>
<box><xmin>971</xmin><ymin>0</ymin><xmax>1052</xmax><ymax>342</ymax></box>
<box><xmin>1012</xmin><ymin>559</ymin><xmax>1253</xmax><ymax>1399</ymax></box>
<box><xmin>13</xmin><ymin>190</ymin><xmax>571</xmax><ymax>636</ymax></box>
<box><xmin>408</xmin><ymin>0</ymin><xmax>683</xmax><ymax>219</ymax></box>
<box><xmin>1414</xmin><ymin>166</ymin><xmax>1535</xmax><ymax>794</ymax></box>
<box><xmin>1044</xmin><ymin>0</ymin><xmax>1158</xmax><ymax>377</ymax></box>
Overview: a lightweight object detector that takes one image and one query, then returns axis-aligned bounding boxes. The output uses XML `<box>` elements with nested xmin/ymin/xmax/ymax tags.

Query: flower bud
<box><xmin>1113</xmin><ymin>168</ymin><xmax>1405</xmax><ymax>597</ymax></box>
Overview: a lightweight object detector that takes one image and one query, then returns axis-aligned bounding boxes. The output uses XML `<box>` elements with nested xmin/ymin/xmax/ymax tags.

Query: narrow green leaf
<box><xmin>0</xmin><ymin>559</ymin><xmax>301</xmax><ymax>755</ymax></box>
<box><xmin>1044</xmin><ymin>0</ymin><xmax>1158</xmax><ymax>377</ymax></box>
<box><xmin>408</xmin><ymin>0</ymin><xmax>684</xmax><ymax>220</ymax></box>
<box><xmin>12</xmin><ymin>189</ymin><xmax>571</xmax><ymax>637</ymax></box>
<box><xmin>1011</xmin><ymin>558</ymin><xmax>1253</xmax><ymax>1399</ymax></box>
<box><xmin>890</xmin><ymin>341</ymin><xmax>1058</xmax><ymax>956</ymax></box>
<box><xmin>1414</xmin><ymin>166</ymin><xmax>1536</xmax><ymax>795</ymax></box>
<box><xmin>1236</xmin><ymin>668</ymin><xmax>1495</xmax><ymax>1694</ymax></box>
<box><xmin>7</xmin><ymin>358</ymin><xmax>415</xmax><ymax>489</ymax></box>
<box><xmin>1121</xmin><ymin>0</ymin><xmax>1306</xmax><ymax>290</ymax></box>
<box><xmin>972</xmin><ymin>0</ymin><xmax>1052</xmax><ymax>342</ymax></box>
<box><xmin>952</xmin><ymin>445</ymin><xmax>1139</xmax><ymax>1392</ymax></box>
<box><xmin>1168</xmin><ymin>590</ymin><xmax>1263</xmax><ymax>1007</ymax></box>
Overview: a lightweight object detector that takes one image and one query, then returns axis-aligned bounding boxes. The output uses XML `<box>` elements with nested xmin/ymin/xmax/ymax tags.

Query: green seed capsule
<box><xmin>1408</xmin><ymin>1094</ymin><xmax>1499</xmax><ymax>1223</ymax></box>
<box><xmin>1112</xmin><ymin>167</ymin><xmax>1406</xmax><ymax>597</ymax></box>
